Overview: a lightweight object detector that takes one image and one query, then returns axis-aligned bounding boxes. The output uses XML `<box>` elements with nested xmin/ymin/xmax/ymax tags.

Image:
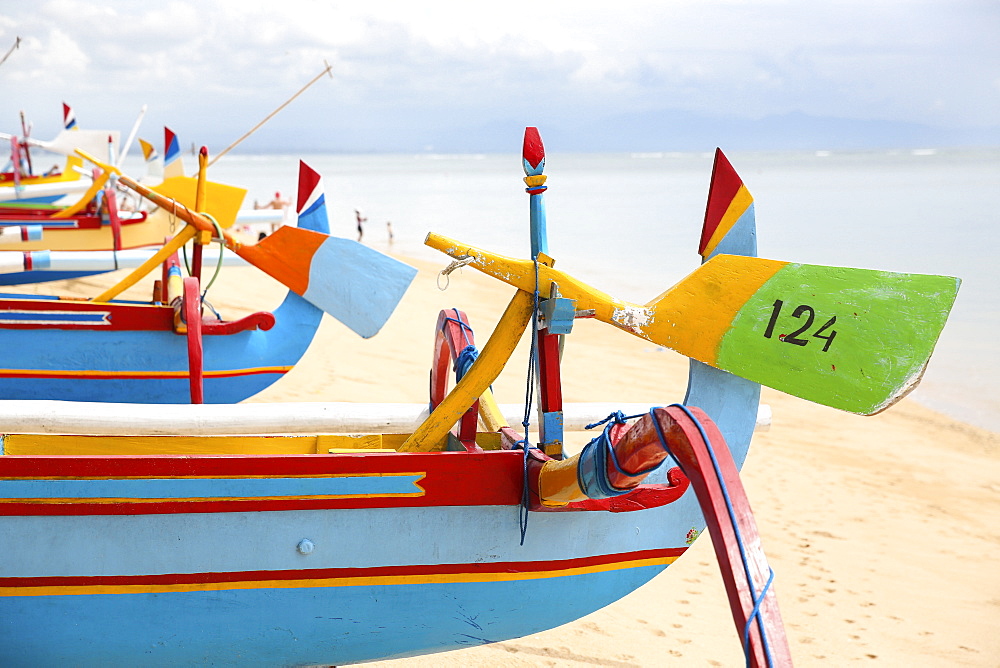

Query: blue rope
<box><xmin>649</xmin><ymin>405</ymin><xmax>776</xmax><ymax>668</ymax></box>
<box><xmin>443</xmin><ymin>310</ymin><xmax>482</xmax><ymax>383</ymax></box>
<box><xmin>454</xmin><ymin>345</ymin><xmax>479</xmax><ymax>381</ymax></box>
<box><xmin>443</xmin><ymin>309</ymin><xmax>475</xmax><ymax>347</ymax></box>
<box><xmin>576</xmin><ymin>411</ymin><xmax>666</xmax><ymax>499</ymax></box>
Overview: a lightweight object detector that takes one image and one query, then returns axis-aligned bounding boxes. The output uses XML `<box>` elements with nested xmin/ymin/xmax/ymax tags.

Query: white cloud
<box><xmin>1</xmin><ymin>0</ymin><xmax>998</xmax><ymax>150</ymax></box>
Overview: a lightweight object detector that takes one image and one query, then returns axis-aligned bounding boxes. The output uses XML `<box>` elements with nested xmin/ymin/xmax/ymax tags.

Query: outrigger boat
<box><xmin>0</xmin><ymin>129</ymin><xmax>959</xmax><ymax>666</ymax></box>
<box><xmin>0</xmin><ymin>167</ymin><xmax>246</xmax><ymax>287</ymax></box>
<box><xmin>0</xmin><ymin>159</ymin><xmax>416</xmax><ymax>404</ymax></box>
<box><xmin>0</xmin><ymin>130</ymin><xmax>279</xmax><ymax>286</ymax></box>
<box><xmin>0</xmin><ymin>103</ymin><xmax>128</xmax><ymax>204</ymax></box>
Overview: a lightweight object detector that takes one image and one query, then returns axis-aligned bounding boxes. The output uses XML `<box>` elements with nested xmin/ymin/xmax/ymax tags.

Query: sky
<box><xmin>1</xmin><ymin>0</ymin><xmax>999</xmax><ymax>154</ymax></box>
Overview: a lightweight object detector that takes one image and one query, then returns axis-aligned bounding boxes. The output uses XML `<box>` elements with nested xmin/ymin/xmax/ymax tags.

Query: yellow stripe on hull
<box><xmin>0</xmin><ymin>366</ymin><xmax>292</xmax><ymax>379</ymax></box>
<box><xmin>2</xmin><ymin>555</ymin><xmax>679</xmax><ymax>598</ymax></box>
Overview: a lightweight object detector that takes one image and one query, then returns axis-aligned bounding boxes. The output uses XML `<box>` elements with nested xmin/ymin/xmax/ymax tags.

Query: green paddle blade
<box><xmin>651</xmin><ymin>255</ymin><xmax>961</xmax><ymax>414</ymax></box>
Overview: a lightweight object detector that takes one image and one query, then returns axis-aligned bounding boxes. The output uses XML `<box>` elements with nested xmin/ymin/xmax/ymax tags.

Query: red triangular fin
<box><xmin>297</xmin><ymin>160</ymin><xmax>322</xmax><ymax>214</ymax></box>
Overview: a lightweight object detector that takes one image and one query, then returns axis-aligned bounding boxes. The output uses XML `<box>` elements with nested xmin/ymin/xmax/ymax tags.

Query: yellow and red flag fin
<box><xmin>699</xmin><ymin>148</ymin><xmax>756</xmax><ymax>261</ymax></box>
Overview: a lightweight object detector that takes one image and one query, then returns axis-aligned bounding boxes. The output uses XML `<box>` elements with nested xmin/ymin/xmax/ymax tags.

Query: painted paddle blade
<box><xmin>241</xmin><ymin>230</ymin><xmax>416</xmax><ymax>338</ymax></box>
<box><xmin>152</xmin><ymin>176</ymin><xmax>246</xmax><ymax>229</ymax></box>
<box><xmin>424</xmin><ymin>232</ymin><xmax>960</xmax><ymax>414</ymax></box>
<box><xmin>239</xmin><ymin>162</ymin><xmax>417</xmax><ymax>338</ymax></box>
<box><xmin>648</xmin><ymin>255</ymin><xmax>960</xmax><ymax>414</ymax></box>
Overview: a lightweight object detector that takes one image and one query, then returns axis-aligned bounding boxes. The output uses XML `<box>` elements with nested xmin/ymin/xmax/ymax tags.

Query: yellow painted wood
<box><xmin>536</xmin><ymin>455</ymin><xmax>582</xmax><ymax>506</ymax></box>
<box><xmin>321</xmin><ymin>434</ymin><xmax>388</xmax><ymax>451</ymax></box>
<box><xmin>50</xmin><ymin>171</ymin><xmax>110</xmax><ymax>218</ymax></box>
<box><xmin>3</xmin><ymin>433</ymin><xmax>322</xmax><ymax>456</ymax></box>
<box><xmin>425</xmin><ymin>232</ymin><xmax>784</xmax><ymax>366</ymax></box>
<box><xmin>399</xmin><ymin>290</ymin><xmax>534</xmax><ymax>452</ymax></box>
<box><xmin>327</xmin><ymin>448</ymin><xmax>397</xmax><ymax>453</ymax></box>
<box><xmin>477</xmin><ymin>389</ymin><xmax>509</xmax><ymax>433</ymax></box>
<box><xmin>196</xmin><ymin>149</ymin><xmax>208</xmax><ymax>211</ymax></box>
<box><xmin>640</xmin><ymin>254</ymin><xmax>782</xmax><ymax>363</ymax></box>
<box><xmin>92</xmin><ymin>226</ymin><xmax>196</xmax><ymax>302</ymax></box>
<box><xmin>152</xmin><ymin>176</ymin><xmax>245</xmax><ymax>229</ymax></box>
<box><xmin>0</xmin><ymin>210</ymin><xmax>178</xmax><ymax>252</ymax></box>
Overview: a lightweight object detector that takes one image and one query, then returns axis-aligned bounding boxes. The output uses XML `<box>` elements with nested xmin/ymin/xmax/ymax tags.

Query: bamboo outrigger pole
<box><xmin>208</xmin><ymin>61</ymin><xmax>334</xmax><ymax>166</ymax></box>
<box><xmin>0</xmin><ymin>36</ymin><xmax>20</xmax><ymax>69</ymax></box>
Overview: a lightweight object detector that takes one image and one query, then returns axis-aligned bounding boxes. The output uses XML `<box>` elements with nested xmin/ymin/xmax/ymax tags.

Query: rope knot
<box><xmin>437</xmin><ymin>255</ymin><xmax>474</xmax><ymax>290</ymax></box>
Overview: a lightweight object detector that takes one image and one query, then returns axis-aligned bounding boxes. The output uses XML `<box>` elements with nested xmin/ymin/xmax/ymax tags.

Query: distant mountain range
<box><xmin>422</xmin><ymin>110</ymin><xmax>1000</xmax><ymax>154</ymax></box>
<box><xmin>224</xmin><ymin>108</ymin><xmax>1000</xmax><ymax>155</ymax></box>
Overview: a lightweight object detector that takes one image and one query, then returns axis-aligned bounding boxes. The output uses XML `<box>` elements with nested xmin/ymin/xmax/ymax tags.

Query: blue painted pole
<box><xmin>522</xmin><ymin>127</ymin><xmax>564</xmax><ymax>457</ymax></box>
<box><xmin>522</xmin><ymin>127</ymin><xmax>548</xmax><ymax>259</ymax></box>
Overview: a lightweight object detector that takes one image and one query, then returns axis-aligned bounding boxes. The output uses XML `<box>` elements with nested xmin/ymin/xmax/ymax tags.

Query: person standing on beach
<box><xmin>355</xmin><ymin>209</ymin><xmax>367</xmax><ymax>241</ymax></box>
<box><xmin>386</xmin><ymin>221</ymin><xmax>394</xmax><ymax>244</ymax></box>
<box><xmin>255</xmin><ymin>191</ymin><xmax>289</xmax><ymax>210</ymax></box>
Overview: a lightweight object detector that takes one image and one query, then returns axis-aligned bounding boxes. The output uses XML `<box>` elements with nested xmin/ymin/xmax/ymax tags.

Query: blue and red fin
<box><xmin>62</xmin><ymin>102</ymin><xmax>76</xmax><ymax>130</ymax></box>
<box><xmin>699</xmin><ymin>148</ymin><xmax>756</xmax><ymax>261</ymax></box>
<box><xmin>295</xmin><ymin>161</ymin><xmax>328</xmax><ymax>234</ymax></box>
<box><xmin>163</xmin><ymin>127</ymin><xmax>182</xmax><ymax>178</ymax></box>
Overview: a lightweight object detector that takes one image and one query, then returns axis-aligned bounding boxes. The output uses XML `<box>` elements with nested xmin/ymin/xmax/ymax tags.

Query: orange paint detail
<box><xmin>237</xmin><ymin>226</ymin><xmax>327</xmax><ymax>296</ymax></box>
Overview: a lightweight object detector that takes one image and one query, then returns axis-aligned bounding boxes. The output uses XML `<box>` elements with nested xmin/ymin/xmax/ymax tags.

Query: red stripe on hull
<box><xmin>0</xmin><ymin>299</ymin><xmax>173</xmax><ymax>330</ymax></box>
<box><xmin>0</xmin><ymin>452</ymin><xmax>527</xmax><ymax>515</ymax></box>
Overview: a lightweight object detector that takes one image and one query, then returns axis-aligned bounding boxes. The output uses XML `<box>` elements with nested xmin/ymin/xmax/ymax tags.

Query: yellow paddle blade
<box><xmin>151</xmin><ymin>176</ymin><xmax>246</xmax><ymax>229</ymax></box>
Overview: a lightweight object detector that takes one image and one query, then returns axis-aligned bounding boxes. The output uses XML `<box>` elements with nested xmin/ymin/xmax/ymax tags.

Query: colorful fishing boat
<box><xmin>0</xmin><ymin>129</ymin><xmax>959</xmax><ymax>666</ymax></box>
<box><xmin>0</xmin><ymin>103</ymin><xmax>122</xmax><ymax>204</ymax></box>
<box><xmin>0</xmin><ymin>160</ymin><xmax>416</xmax><ymax>404</ymax></box>
<box><xmin>0</xmin><ymin>129</ymin><xmax>279</xmax><ymax>286</ymax></box>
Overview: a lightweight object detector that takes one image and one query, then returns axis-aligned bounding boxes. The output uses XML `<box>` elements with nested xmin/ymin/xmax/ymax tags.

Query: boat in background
<box><xmin>0</xmin><ymin>103</ymin><xmax>128</xmax><ymax>204</ymax></box>
<box><xmin>0</xmin><ymin>159</ymin><xmax>415</xmax><ymax>404</ymax></box>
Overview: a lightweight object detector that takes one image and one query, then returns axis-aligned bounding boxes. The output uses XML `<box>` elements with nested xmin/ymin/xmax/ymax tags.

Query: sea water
<box><xmin>169</xmin><ymin>147</ymin><xmax>999</xmax><ymax>432</ymax></box>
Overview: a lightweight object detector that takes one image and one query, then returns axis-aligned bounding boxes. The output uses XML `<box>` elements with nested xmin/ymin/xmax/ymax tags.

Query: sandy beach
<box><xmin>37</xmin><ymin>250</ymin><xmax>1000</xmax><ymax>666</ymax></box>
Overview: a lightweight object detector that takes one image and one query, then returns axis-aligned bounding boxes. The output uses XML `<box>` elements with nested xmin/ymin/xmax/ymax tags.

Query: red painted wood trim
<box><xmin>104</xmin><ymin>186</ymin><xmax>122</xmax><ymax>250</ymax></box>
<box><xmin>0</xmin><ymin>298</ymin><xmax>174</xmax><ymax>331</ymax></box>
<box><xmin>0</xmin><ymin>451</ymin><xmax>527</xmax><ymax>515</ymax></box>
<box><xmin>653</xmin><ymin>406</ymin><xmax>791</xmax><ymax>667</ymax></box>
<box><xmin>201</xmin><ymin>311</ymin><xmax>275</xmax><ymax>335</ymax></box>
<box><xmin>537</xmin><ymin>330</ymin><xmax>562</xmax><ymax>414</ymax></box>
<box><xmin>183</xmin><ymin>276</ymin><xmax>204</xmax><ymax>403</ymax></box>
<box><xmin>190</xmin><ymin>241</ymin><xmax>204</xmax><ymax>281</ymax></box>
<box><xmin>429</xmin><ymin>308</ymin><xmax>480</xmax><ymax>450</ymax></box>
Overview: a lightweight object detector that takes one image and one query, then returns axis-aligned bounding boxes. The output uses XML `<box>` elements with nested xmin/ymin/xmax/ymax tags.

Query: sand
<box><xmin>39</xmin><ymin>251</ymin><xmax>1000</xmax><ymax>666</ymax></box>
